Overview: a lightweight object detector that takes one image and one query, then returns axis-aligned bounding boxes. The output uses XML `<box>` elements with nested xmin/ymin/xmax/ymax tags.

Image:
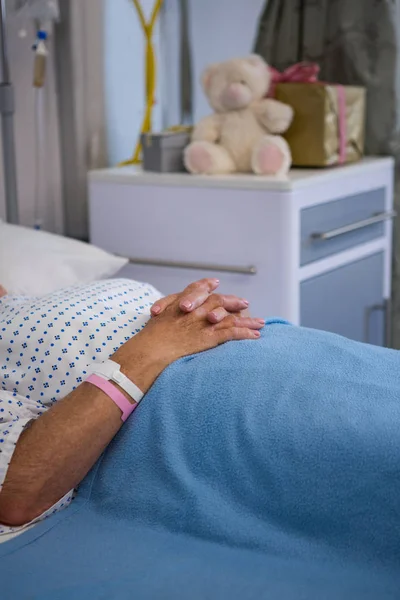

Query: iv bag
<box><xmin>7</xmin><ymin>0</ymin><xmax>60</xmax><ymax>22</ymax></box>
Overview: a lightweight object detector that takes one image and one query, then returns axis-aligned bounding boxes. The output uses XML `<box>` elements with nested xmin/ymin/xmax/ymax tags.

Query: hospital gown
<box><xmin>0</xmin><ymin>279</ymin><xmax>162</xmax><ymax>540</ymax></box>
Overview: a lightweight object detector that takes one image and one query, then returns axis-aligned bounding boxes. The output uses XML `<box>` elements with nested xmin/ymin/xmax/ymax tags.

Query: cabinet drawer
<box><xmin>300</xmin><ymin>252</ymin><xmax>386</xmax><ymax>345</ymax></box>
<box><xmin>300</xmin><ymin>188</ymin><xmax>387</xmax><ymax>265</ymax></box>
<box><xmin>89</xmin><ymin>183</ymin><xmax>292</xmax><ymax>280</ymax></box>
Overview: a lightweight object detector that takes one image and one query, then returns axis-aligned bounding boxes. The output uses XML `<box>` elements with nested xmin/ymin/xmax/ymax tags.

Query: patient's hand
<box><xmin>114</xmin><ymin>292</ymin><xmax>264</xmax><ymax>397</ymax></box>
<box><xmin>151</xmin><ymin>278</ymin><xmax>250</xmax><ymax>323</ymax></box>
<box><xmin>0</xmin><ymin>285</ymin><xmax>7</xmax><ymax>298</ymax></box>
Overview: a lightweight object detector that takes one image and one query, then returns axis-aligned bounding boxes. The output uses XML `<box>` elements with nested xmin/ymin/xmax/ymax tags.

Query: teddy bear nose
<box><xmin>221</xmin><ymin>83</ymin><xmax>250</xmax><ymax>109</ymax></box>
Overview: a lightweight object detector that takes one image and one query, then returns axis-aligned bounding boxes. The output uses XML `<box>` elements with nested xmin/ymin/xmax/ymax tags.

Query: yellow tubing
<box><xmin>119</xmin><ymin>0</ymin><xmax>163</xmax><ymax>167</ymax></box>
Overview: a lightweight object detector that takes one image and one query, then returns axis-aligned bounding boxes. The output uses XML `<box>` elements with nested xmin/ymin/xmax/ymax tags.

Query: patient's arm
<box><xmin>0</xmin><ymin>353</ymin><xmax>161</xmax><ymax>528</ymax></box>
<box><xmin>0</xmin><ymin>294</ymin><xmax>263</xmax><ymax>527</ymax></box>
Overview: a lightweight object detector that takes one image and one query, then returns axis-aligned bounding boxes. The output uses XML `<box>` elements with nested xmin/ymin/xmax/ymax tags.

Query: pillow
<box><xmin>0</xmin><ymin>221</ymin><xmax>128</xmax><ymax>296</ymax></box>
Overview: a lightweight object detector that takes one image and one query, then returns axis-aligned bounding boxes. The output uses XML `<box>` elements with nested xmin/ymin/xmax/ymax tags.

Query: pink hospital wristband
<box><xmin>86</xmin><ymin>374</ymin><xmax>137</xmax><ymax>422</ymax></box>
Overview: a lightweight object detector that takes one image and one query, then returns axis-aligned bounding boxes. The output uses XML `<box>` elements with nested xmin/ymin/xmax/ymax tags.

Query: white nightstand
<box><xmin>88</xmin><ymin>157</ymin><xmax>394</xmax><ymax>346</ymax></box>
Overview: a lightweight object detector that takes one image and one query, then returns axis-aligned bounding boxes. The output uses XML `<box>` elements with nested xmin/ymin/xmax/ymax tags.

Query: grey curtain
<box><xmin>254</xmin><ymin>0</ymin><xmax>400</xmax><ymax>347</ymax></box>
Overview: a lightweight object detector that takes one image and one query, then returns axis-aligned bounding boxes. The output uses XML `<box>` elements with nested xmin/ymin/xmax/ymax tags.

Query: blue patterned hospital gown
<box><xmin>0</xmin><ymin>278</ymin><xmax>162</xmax><ymax>540</ymax></box>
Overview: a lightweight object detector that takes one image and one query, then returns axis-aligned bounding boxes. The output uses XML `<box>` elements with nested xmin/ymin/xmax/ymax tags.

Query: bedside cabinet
<box><xmin>88</xmin><ymin>157</ymin><xmax>394</xmax><ymax>346</ymax></box>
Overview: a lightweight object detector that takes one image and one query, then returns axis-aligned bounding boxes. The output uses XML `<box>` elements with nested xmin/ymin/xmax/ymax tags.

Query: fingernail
<box><xmin>181</xmin><ymin>301</ymin><xmax>192</xmax><ymax>310</ymax></box>
<box><xmin>213</xmin><ymin>279</ymin><xmax>220</xmax><ymax>284</ymax></box>
<box><xmin>243</xmin><ymin>300</ymin><xmax>249</xmax><ymax>306</ymax></box>
<box><xmin>253</xmin><ymin>331</ymin><xmax>261</xmax><ymax>337</ymax></box>
<box><xmin>209</xmin><ymin>312</ymin><xmax>218</xmax><ymax>321</ymax></box>
<box><xmin>152</xmin><ymin>306</ymin><xmax>161</xmax><ymax>315</ymax></box>
<box><xmin>256</xmin><ymin>319</ymin><xmax>265</xmax><ymax>325</ymax></box>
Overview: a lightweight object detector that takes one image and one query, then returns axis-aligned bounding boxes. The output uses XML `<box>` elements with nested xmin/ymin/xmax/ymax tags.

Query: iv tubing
<box><xmin>33</xmin><ymin>86</ymin><xmax>45</xmax><ymax>229</ymax></box>
<box><xmin>33</xmin><ymin>31</ymin><xmax>48</xmax><ymax>229</ymax></box>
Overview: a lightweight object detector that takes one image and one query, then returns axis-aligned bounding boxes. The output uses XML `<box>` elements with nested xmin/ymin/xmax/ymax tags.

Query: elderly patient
<box><xmin>0</xmin><ymin>277</ymin><xmax>263</xmax><ymax>536</ymax></box>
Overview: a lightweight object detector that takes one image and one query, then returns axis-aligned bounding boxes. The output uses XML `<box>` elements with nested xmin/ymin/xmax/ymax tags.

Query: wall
<box><xmin>165</xmin><ymin>0</ymin><xmax>267</xmax><ymax>123</ymax></box>
<box><xmin>104</xmin><ymin>0</ymin><xmax>266</xmax><ymax>166</ymax></box>
<box><xmin>104</xmin><ymin>0</ymin><xmax>163</xmax><ymax>166</ymax></box>
<box><xmin>0</xmin><ymin>15</ymin><xmax>63</xmax><ymax>232</ymax></box>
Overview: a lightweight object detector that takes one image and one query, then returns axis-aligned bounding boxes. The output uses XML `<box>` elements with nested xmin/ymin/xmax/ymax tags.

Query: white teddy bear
<box><xmin>184</xmin><ymin>55</ymin><xmax>293</xmax><ymax>176</ymax></box>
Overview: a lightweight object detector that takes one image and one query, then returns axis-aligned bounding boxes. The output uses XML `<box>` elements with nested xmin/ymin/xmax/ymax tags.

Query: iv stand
<box><xmin>0</xmin><ymin>0</ymin><xmax>19</xmax><ymax>224</ymax></box>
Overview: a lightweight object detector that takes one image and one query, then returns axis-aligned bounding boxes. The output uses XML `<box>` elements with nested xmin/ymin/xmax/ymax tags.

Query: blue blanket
<box><xmin>1</xmin><ymin>320</ymin><xmax>400</xmax><ymax>599</ymax></box>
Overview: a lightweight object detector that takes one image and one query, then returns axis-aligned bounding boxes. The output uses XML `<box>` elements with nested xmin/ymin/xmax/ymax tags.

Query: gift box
<box><xmin>141</xmin><ymin>129</ymin><xmax>191</xmax><ymax>173</ymax></box>
<box><xmin>270</xmin><ymin>64</ymin><xmax>366</xmax><ymax>167</ymax></box>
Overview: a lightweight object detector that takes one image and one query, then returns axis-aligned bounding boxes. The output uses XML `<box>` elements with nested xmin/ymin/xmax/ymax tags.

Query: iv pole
<box><xmin>0</xmin><ymin>0</ymin><xmax>19</xmax><ymax>224</ymax></box>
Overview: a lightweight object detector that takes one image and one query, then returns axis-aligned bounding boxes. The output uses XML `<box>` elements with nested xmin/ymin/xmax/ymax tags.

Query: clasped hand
<box><xmin>113</xmin><ymin>278</ymin><xmax>264</xmax><ymax>393</ymax></box>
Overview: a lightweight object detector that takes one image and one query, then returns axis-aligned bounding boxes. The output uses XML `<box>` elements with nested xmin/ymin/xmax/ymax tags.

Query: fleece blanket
<box><xmin>1</xmin><ymin>320</ymin><xmax>400</xmax><ymax>599</ymax></box>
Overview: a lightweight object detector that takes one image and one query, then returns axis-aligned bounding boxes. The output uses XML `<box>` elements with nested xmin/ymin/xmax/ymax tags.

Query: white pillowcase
<box><xmin>0</xmin><ymin>221</ymin><xmax>128</xmax><ymax>296</ymax></box>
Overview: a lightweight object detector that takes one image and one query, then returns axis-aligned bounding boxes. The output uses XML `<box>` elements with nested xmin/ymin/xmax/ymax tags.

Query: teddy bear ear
<box><xmin>201</xmin><ymin>64</ymin><xmax>217</xmax><ymax>92</ymax></box>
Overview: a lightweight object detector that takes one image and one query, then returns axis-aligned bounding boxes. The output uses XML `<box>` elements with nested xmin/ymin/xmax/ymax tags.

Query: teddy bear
<box><xmin>184</xmin><ymin>55</ymin><xmax>293</xmax><ymax>176</ymax></box>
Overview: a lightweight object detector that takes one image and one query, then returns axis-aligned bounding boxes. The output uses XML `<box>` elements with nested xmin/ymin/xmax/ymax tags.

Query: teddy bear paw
<box><xmin>184</xmin><ymin>141</ymin><xmax>215</xmax><ymax>174</ymax></box>
<box><xmin>252</xmin><ymin>136</ymin><xmax>291</xmax><ymax>176</ymax></box>
<box><xmin>184</xmin><ymin>141</ymin><xmax>236</xmax><ymax>175</ymax></box>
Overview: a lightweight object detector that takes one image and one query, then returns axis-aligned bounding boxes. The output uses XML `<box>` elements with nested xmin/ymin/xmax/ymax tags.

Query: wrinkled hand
<box><xmin>151</xmin><ymin>278</ymin><xmax>250</xmax><ymax>324</ymax></box>
<box><xmin>114</xmin><ymin>291</ymin><xmax>264</xmax><ymax>393</ymax></box>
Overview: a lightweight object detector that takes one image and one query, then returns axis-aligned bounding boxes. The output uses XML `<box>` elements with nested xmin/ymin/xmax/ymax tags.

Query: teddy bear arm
<box><xmin>253</xmin><ymin>99</ymin><xmax>294</xmax><ymax>134</ymax></box>
<box><xmin>191</xmin><ymin>114</ymin><xmax>221</xmax><ymax>143</ymax></box>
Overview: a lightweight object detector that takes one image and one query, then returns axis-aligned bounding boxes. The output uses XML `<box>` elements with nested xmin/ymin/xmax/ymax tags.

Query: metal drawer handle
<box><xmin>127</xmin><ymin>257</ymin><xmax>257</xmax><ymax>276</ymax></box>
<box><xmin>311</xmin><ymin>210</ymin><xmax>396</xmax><ymax>242</ymax></box>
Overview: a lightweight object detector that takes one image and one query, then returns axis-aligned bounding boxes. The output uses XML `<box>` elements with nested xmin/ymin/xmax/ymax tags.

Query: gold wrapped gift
<box><xmin>275</xmin><ymin>83</ymin><xmax>366</xmax><ymax>167</ymax></box>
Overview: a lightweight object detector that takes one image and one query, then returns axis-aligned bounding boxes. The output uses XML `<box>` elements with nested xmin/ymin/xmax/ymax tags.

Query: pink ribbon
<box><xmin>336</xmin><ymin>85</ymin><xmax>347</xmax><ymax>164</ymax></box>
<box><xmin>268</xmin><ymin>62</ymin><xmax>347</xmax><ymax>164</ymax></box>
<box><xmin>267</xmin><ymin>62</ymin><xmax>320</xmax><ymax>98</ymax></box>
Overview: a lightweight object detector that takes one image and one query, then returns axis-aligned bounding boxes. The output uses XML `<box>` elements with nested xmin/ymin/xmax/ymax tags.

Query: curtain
<box><xmin>254</xmin><ymin>0</ymin><xmax>400</xmax><ymax>348</ymax></box>
<box><xmin>54</xmin><ymin>0</ymin><xmax>107</xmax><ymax>241</ymax></box>
<box><xmin>0</xmin><ymin>7</ymin><xmax>63</xmax><ymax>231</ymax></box>
<box><xmin>0</xmin><ymin>0</ymin><xmax>105</xmax><ymax>237</ymax></box>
